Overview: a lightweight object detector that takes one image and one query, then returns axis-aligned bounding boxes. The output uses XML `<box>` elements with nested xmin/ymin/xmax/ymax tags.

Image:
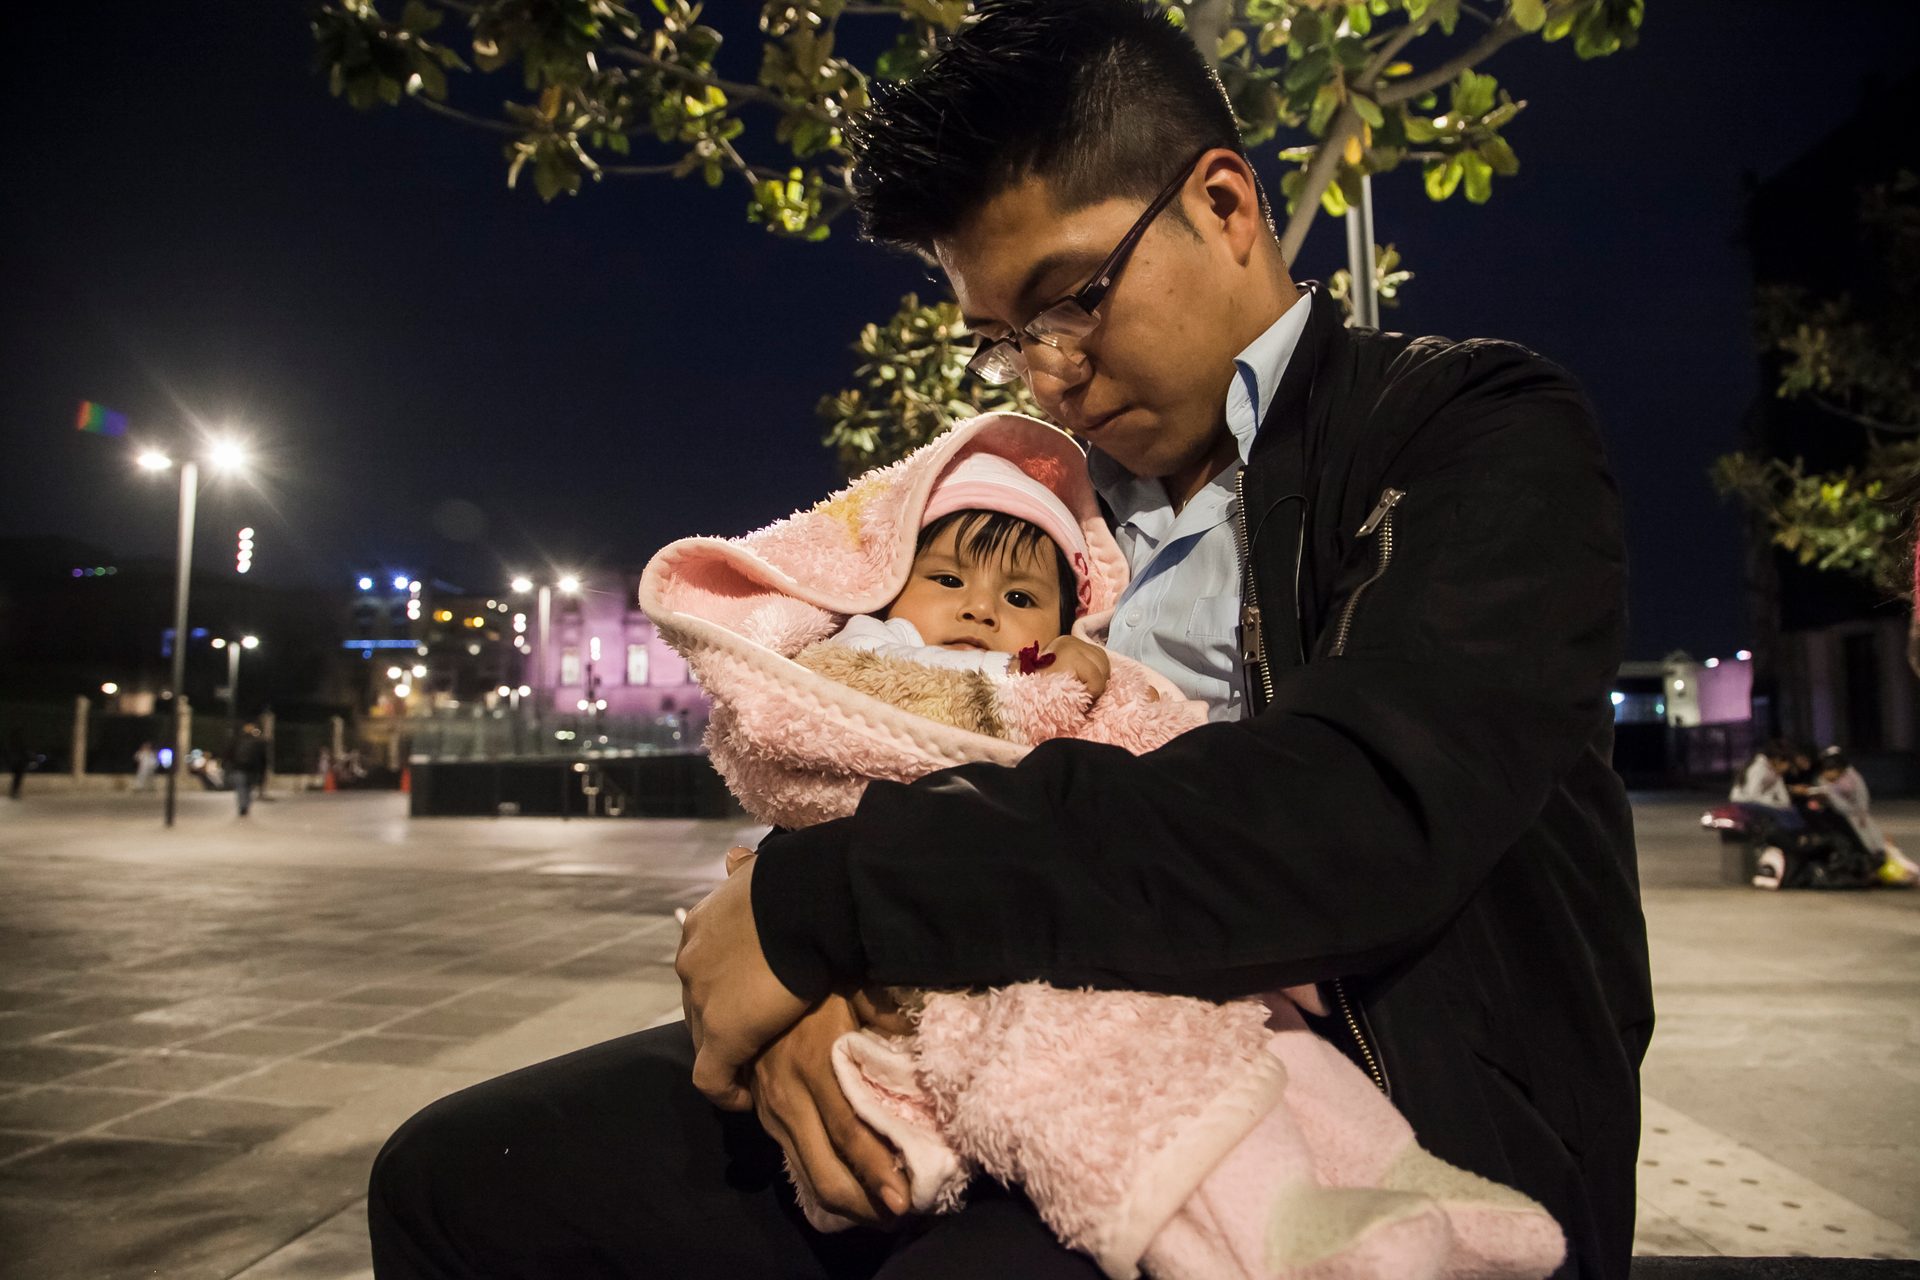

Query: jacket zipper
<box><xmin>1332</xmin><ymin>978</ymin><xmax>1391</xmax><ymax>1096</ymax></box>
<box><xmin>1232</xmin><ymin>469</ymin><xmax>1277</xmax><ymax>711</ymax></box>
<box><xmin>1328</xmin><ymin>488</ymin><xmax>1404</xmax><ymax>658</ymax></box>
<box><xmin>1327</xmin><ymin>485</ymin><xmax>1405</xmax><ymax>1096</ymax></box>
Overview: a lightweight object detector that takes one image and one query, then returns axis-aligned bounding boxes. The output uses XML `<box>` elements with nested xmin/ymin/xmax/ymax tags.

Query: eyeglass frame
<box><xmin>965</xmin><ymin>146</ymin><xmax>1217</xmax><ymax>386</ymax></box>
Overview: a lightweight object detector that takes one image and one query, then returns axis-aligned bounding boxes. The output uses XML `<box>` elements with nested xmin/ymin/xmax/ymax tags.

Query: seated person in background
<box><xmin>1730</xmin><ymin>740</ymin><xmax>1795</xmax><ymax>809</ymax></box>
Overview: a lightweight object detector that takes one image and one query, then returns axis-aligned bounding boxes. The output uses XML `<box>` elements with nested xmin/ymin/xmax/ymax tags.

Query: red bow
<box><xmin>1017</xmin><ymin>642</ymin><xmax>1056</xmax><ymax>675</ymax></box>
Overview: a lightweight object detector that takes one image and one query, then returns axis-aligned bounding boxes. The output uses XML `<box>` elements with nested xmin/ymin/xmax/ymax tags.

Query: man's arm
<box><xmin>750</xmin><ymin>363</ymin><xmax>1628</xmax><ymax>1003</ymax></box>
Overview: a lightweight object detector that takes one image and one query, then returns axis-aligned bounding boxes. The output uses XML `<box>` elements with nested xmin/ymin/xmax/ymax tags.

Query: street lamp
<box><xmin>210</xmin><ymin>634</ymin><xmax>261</xmax><ymax>722</ymax></box>
<box><xmin>510</xmin><ymin>572</ymin><xmax>582</xmax><ymax>720</ymax></box>
<box><xmin>140</xmin><ymin>435</ymin><xmax>251</xmax><ymax>827</ymax></box>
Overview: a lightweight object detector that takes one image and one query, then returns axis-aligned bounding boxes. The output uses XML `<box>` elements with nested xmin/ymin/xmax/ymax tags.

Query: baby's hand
<box><xmin>1043</xmin><ymin>635</ymin><xmax>1110</xmax><ymax>701</ymax></box>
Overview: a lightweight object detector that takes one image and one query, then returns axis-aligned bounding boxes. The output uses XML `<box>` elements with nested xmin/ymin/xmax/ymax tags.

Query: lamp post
<box><xmin>511</xmin><ymin>573</ymin><xmax>581</xmax><ymax>726</ymax></box>
<box><xmin>210</xmin><ymin>635</ymin><xmax>261</xmax><ymax>723</ymax></box>
<box><xmin>138</xmin><ymin>438</ymin><xmax>248</xmax><ymax>827</ymax></box>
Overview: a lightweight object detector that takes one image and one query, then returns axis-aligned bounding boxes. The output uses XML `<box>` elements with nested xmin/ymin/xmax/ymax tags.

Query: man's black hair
<box><xmin>848</xmin><ymin>0</ymin><xmax>1243</xmax><ymax>255</ymax></box>
<box><xmin>915</xmin><ymin>508</ymin><xmax>1078</xmax><ymax>635</ymax></box>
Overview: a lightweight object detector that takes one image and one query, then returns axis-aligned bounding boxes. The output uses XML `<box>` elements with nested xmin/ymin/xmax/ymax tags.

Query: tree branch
<box><xmin>1279</xmin><ymin>105</ymin><xmax>1361</xmax><ymax>266</ymax></box>
<box><xmin>1808</xmin><ymin>393</ymin><xmax>1920</xmax><ymax>436</ymax></box>
<box><xmin>1357</xmin><ymin>14</ymin><xmax>1431</xmax><ymax>88</ymax></box>
<box><xmin>603</xmin><ymin>47</ymin><xmax>829</xmax><ymax>119</ymax></box>
<box><xmin>1376</xmin><ymin>18</ymin><xmax>1522</xmax><ymax>105</ymax></box>
<box><xmin>598</xmin><ymin>162</ymin><xmax>685</xmax><ymax>176</ymax></box>
<box><xmin>414</xmin><ymin>94</ymin><xmax>522</xmax><ymax>135</ymax></box>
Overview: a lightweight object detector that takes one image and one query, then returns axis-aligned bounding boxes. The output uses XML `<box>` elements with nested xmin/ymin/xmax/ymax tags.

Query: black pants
<box><xmin>368</xmin><ymin>1020</ymin><xmax>1103</xmax><ymax>1278</ymax></box>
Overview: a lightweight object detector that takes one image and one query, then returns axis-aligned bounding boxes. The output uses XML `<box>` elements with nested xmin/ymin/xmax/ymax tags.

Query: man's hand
<box><xmin>752</xmin><ymin>994</ymin><xmax>910</xmax><ymax>1224</ymax></box>
<box><xmin>676</xmin><ymin>852</ymin><xmax>809</xmax><ymax>1111</ymax></box>
<box><xmin>1043</xmin><ymin>635</ymin><xmax>1111</xmax><ymax>700</ymax></box>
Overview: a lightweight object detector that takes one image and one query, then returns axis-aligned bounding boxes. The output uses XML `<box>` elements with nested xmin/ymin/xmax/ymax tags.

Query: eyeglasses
<box><xmin>966</xmin><ymin>147</ymin><xmax>1213</xmax><ymax>387</ymax></box>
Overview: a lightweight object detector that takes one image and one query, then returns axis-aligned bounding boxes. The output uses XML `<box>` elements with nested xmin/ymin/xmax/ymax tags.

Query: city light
<box><xmin>394</xmin><ymin>684</ymin><xmax>412</xmax><ymax>699</ymax></box>
<box><xmin>211</xmin><ymin>637</ymin><xmax>228</xmax><ymax>650</ymax></box>
<box><xmin>577</xmin><ymin>699</ymin><xmax>591</xmax><ymax>712</ymax></box>
<box><xmin>235</xmin><ymin>526</ymin><xmax>254</xmax><ymax>574</ymax></box>
<box><xmin>136</xmin><ymin>449</ymin><xmax>172</xmax><ymax>471</ymax></box>
<box><xmin>1609</xmin><ymin>691</ymin><xmax>1625</xmax><ymax>706</ymax></box>
<box><xmin>391</xmin><ymin>574</ymin><xmax>409</xmax><ymax>591</ymax></box>
<box><xmin>241</xmin><ymin>635</ymin><xmax>260</xmax><ymax>650</ymax></box>
<box><xmin>411</xmin><ymin>664</ymin><xmax>427</xmax><ymax>678</ymax></box>
<box><xmin>101</xmin><ymin>682</ymin><xmax>119</xmax><ymax>695</ymax></box>
<box><xmin>1735</xmin><ymin>650</ymin><xmax>1752</xmax><ymax>661</ymax></box>
<box><xmin>387</xmin><ymin>666</ymin><xmax>403</xmax><ymax>679</ymax></box>
<box><xmin>1704</xmin><ymin>657</ymin><xmax>1719</xmax><ymax>669</ymax></box>
<box><xmin>357</xmin><ymin>576</ymin><xmax>374</xmax><ymax>591</ymax></box>
<box><xmin>517</xmin><ymin>684</ymin><xmax>530</xmax><ymax>697</ymax></box>
<box><xmin>510</xmin><ymin>576</ymin><xmax>533</xmax><ymax>593</ymax></box>
<box><xmin>558</xmin><ymin>574</ymin><xmax>581</xmax><ymax>593</ymax></box>
<box><xmin>497</xmin><ymin>685</ymin><xmax>513</xmax><ymax>698</ymax></box>
<box><xmin>207</xmin><ymin>438</ymin><xmax>248</xmax><ymax>473</ymax></box>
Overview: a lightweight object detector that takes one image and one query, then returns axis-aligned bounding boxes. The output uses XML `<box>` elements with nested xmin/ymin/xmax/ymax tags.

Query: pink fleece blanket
<box><xmin>639</xmin><ymin>414</ymin><xmax>1563</xmax><ymax>1279</ymax></box>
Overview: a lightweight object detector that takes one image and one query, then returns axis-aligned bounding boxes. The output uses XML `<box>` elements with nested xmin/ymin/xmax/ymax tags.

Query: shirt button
<box><xmin>1126</xmin><ymin>610</ymin><xmax>1144</xmax><ymax>627</ymax></box>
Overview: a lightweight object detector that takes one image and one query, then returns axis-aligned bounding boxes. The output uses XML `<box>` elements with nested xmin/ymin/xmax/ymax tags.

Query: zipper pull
<box><xmin>1240</xmin><ymin>601</ymin><xmax>1266</xmax><ymax>666</ymax></box>
<box><xmin>1356</xmin><ymin>488</ymin><xmax>1406</xmax><ymax>538</ymax></box>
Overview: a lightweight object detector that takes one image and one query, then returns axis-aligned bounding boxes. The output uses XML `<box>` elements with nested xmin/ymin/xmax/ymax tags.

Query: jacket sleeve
<box><xmin>752</xmin><ymin>351</ymin><xmax>1628</xmax><ymax>1003</ymax></box>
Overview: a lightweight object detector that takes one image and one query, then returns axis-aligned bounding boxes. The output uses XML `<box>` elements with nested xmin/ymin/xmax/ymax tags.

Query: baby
<box><xmin>823</xmin><ymin>452</ymin><xmax>1111</xmax><ymax>699</ymax></box>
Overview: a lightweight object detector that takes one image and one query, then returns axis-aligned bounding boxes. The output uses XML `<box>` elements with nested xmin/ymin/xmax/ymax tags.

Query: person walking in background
<box><xmin>228</xmin><ymin>721</ymin><xmax>267</xmax><ymax>817</ymax></box>
<box><xmin>6</xmin><ymin>728</ymin><xmax>29</xmax><ymax>801</ymax></box>
<box><xmin>132</xmin><ymin>741</ymin><xmax>158</xmax><ymax>792</ymax></box>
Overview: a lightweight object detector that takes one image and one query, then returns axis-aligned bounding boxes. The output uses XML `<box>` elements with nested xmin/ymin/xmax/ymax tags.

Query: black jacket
<box><xmin>755</xmin><ymin>285</ymin><xmax>1654</xmax><ymax>1279</ymax></box>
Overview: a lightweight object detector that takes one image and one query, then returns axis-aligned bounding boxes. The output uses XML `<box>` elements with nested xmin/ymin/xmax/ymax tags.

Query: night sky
<box><xmin>4</xmin><ymin>2</ymin><xmax>1917</xmax><ymax>660</ymax></box>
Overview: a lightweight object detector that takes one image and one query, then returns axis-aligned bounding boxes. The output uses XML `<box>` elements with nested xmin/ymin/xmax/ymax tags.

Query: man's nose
<box><xmin>1022</xmin><ymin>341</ymin><xmax>1092</xmax><ymax>408</ymax></box>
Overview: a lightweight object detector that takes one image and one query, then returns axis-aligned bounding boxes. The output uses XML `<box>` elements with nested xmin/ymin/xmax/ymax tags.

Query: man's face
<box><xmin>936</xmin><ymin>171</ymin><xmax>1245</xmax><ymax>483</ymax></box>
<box><xmin>885</xmin><ymin>521</ymin><xmax>1065</xmax><ymax>655</ymax></box>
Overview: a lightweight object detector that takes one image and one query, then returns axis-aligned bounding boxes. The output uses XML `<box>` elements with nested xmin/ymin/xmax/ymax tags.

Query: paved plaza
<box><xmin>0</xmin><ymin>787</ymin><xmax>1915</xmax><ymax>1278</ymax></box>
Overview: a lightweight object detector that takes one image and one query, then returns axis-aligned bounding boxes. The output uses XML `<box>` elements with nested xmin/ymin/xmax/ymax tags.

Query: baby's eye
<box><xmin>1005</xmin><ymin>590</ymin><xmax>1037</xmax><ymax>609</ymax></box>
<box><xmin>929</xmin><ymin>573</ymin><xmax>964</xmax><ymax>588</ymax></box>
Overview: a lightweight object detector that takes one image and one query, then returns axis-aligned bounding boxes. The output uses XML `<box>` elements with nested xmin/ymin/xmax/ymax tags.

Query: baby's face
<box><xmin>886</xmin><ymin>522</ymin><xmax>1065</xmax><ymax>655</ymax></box>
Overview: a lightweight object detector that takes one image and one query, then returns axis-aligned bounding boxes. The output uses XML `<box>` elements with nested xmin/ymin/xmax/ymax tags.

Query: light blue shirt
<box><xmin>1091</xmin><ymin>292</ymin><xmax>1310</xmax><ymax>722</ymax></box>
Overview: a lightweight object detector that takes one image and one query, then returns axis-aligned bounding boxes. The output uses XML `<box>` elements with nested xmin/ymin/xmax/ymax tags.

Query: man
<box><xmin>229</xmin><ymin>720</ymin><xmax>266</xmax><ymax>817</ymax></box>
<box><xmin>368</xmin><ymin>3</ymin><xmax>1651</xmax><ymax>1276</ymax></box>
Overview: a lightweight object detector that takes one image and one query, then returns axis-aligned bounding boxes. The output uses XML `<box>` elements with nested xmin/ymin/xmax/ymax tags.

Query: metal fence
<box><xmin>399</xmin><ymin>709</ymin><xmax>703</xmax><ymax>763</ymax></box>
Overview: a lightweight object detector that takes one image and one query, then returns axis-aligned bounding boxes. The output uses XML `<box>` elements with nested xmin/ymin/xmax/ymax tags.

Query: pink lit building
<box><xmin>526</xmin><ymin>574</ymin><xmax>709</xmax><ymax>730</ymax></box>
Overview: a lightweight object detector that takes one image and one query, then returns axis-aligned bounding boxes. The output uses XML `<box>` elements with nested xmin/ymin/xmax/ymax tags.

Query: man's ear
<box><xmin>1193</xmin><ymin>150</ymin><xmax>1265</xmax><ymax>267</ymax></box>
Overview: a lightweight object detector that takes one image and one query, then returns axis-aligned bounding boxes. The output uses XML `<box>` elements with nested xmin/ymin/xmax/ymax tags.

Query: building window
<box><xmin>560</xmin><ymin>647</ymin><xmax>581</xmax><ymax>685</ymax></box>
<box><xmin>627</xmin><ymin>643</ymin><xmax>650</xmax><ymax>687</ymax></box>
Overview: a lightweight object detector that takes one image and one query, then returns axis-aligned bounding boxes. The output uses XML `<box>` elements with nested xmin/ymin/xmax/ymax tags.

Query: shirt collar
<box><xmin>1090</xmin><ymin>291</ymin><xmax>1312</xmax><ymax>525</ymax></box>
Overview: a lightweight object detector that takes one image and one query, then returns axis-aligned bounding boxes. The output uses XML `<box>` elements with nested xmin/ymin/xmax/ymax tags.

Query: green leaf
<box><xmin>1351</xmin><ymin>94</ymin><xmax>1383</xmax><ymax>128</ymax></box>
<box><xmin>1509</xmin><ymin>0</ymin><xmax>1547</xmax><ymax>32</ymax></box>
<box><xmin>1217</xmin><ymin>28</ymin><xmax>1247</xmax><ymax>60</ymax></box>
<box><xmin>1308</xmin><ymin>83</ymin><xmax>1341</xmax><ymax>136</ymax></box>
<box><xmin>1478</xmin><ymin>135</ymin><xmax>1519</xmax><ymax>176</ymax></box>
<box><xmin>1461</xmin><ymin>150</ymin><xmax>1492</xmax><ymax>203</ymax></box>
<box><xmin>1424</xmin><ymin>157</ymin><xmax>1463</xmax><ymax>201</ymax></box>
<box><xmin>1451</xmin><ymin>69</ymin><xmax>1497</xmax><ymax>120</ymax></box>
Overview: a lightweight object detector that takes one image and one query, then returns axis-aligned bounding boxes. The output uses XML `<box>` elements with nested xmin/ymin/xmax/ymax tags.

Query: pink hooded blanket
<box><xmin>639</xmin><ymin>414</ymin><xmax>1563</xmax><ymax>1280</ymax></box>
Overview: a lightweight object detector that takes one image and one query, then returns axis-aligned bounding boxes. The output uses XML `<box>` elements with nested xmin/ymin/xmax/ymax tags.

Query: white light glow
<box><xmin>517</xmin><ymin>685</ymin><xmax>530</xmax><ymax>697</ymax></box>
<box><xmin>394</xmin><ymin>684</ymin><xmax>412</xmax><ymax>699</ymax></box>
<box><xmin>1735</xmin><ymin>650</ymin><xmax>1752</xmax><ymax>661</ymax></box>
<box><xmin>136</xmin><ymin>450</ymin><xmax>173</xmax><ymax>472</ymax></box>
<box><xmin>211</xmin><ymin>637</ymin><xmax>227</xmax><ymax>650</ymax></box>
<box><xmin>497</xmin><ymin>685</ymin><xmax>512</xmax><ymax>698</ymax></box>
<box><xmin>241</xmin><ymin>635</ymin><xmax>259</xmax><ymax>650</ymax></box>
<box><xmin>101</xmin><ymin>682</ymin><xmax>119</xmax><ymax>695</ymax></box>
<box><xmin>558</xmin><ymin>575</ymin><xmax>581</xmax><ymax>594</ymax></box>
<box><xmin>357</xmin><ymin>576</ymin><xmax>374</xmax><ymax>591</ymax></box>
<box><xmin>510</xmin><ymin>576</ymin><xmax>534</xmax><ymax>593</ymax></box>
<box><xmin>411</xmin><ymin>664</ymin><xmax>427</xmax><ymax>678</ymax></box>
<box><xmin>1609</xmin><ymin>691</ymin><xmax>1625</xmax><ymax>706</ymax></box>
<box><xmin>207</xmin><ymin>439</ymin><xmax>247</xmax><ymax>473</ymax></box>
<box><xmin>577</xmin><ymin>699</ymin><xmax>591</xmax><ymax>712</ymax></box>
<box><xmin>392</xmin><ymin>574</ymin><xmax>409</xmax><ymax>591</ymax></box>
<box><xmin>386</xmin><ymin>666</ymin><xmax>403</xmax><ymax>679</ymax></box>
<box><xmin>1704</xmin><ymin>658</ymin><xmax>1719</xmax><ymax>668</ymax></box>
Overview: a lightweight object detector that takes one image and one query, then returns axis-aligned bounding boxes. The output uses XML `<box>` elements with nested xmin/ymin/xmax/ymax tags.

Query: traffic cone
<box><xmin>323</xmin><ymin>768</ymin><xmax>337</xmax><ymax>793</ymax></box>
<box><xmin>399</xmin><ymin>766</ymin><xmax>411</xmax><ymax>794</ymax></box>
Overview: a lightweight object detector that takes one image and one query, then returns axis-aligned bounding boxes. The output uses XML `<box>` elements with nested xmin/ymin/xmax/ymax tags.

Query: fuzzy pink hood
<box><xmin>638</xmin><ymin>413</ymin><xmax>1204</xmax><ymax>828</ymax></box>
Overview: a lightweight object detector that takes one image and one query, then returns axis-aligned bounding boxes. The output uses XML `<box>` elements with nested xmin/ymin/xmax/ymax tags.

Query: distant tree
<box><xmin>312</xmin><ymin>0</ymin><xmax>1644</xmax><ymax>471</ymax></box>
<box><xmin>1713</xmin><ymin>171</ymin><xmax>1920</xmax><ymax>599</ymax></box>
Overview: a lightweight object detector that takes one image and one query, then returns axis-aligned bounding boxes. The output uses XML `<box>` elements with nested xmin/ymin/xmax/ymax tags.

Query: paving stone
<box><xmin>331</xmin><ymin>984</ymin><xmax>462</xmax><ymax>1008</ymax></box>
<box><xmin>40</xmin><ymin>993</ymin><xmax>172</xmax><ymax>1022</ymax></box>
<box><xmin>304</xmin><ymin>1035</ymin><xmax>453</xmax><ymax>1067</ymax></box>
<box><xmin>69</xmin><ymin>1050</ymin><xmax>261</xmax><ymax>1093</ymax></box>
<box><xmin>0</xmin><ymin>1044</ymin><xmax>123</xmax><ymax>1086</ymax></box>
<box><xmin>0</xmin><ymin>990</ymin><xmax>65</xmax><ymax>1014</ymax></box>
<box><xmin>106</xmin><ymin>1096</ymin><xmax>330</xmax><ymax>1146</ymax></box>
<box><xmin>0</xmin><ymin>1130</ymin><xmax>47</xmax><ymax>1160</ymax></box>
<box><xmin>132</xmin><ymin>994</ymin><xmax>295</xmax><ymax>1027</ymax></box>
<box><xmin>0</xmin><ymin>1086</ymin><xmax>167</xmax><ymax>1134</ymax></box>
<box><xmin>0</xmin><ymin>1136</ymin><xmax>234</xmax><ymax>1202</ymax></box>
<box><xmin>0</xmin><ymin>1011</ymin><xmax>91</xmax><ymax>1045</ymax></box>
<box><xmin>208</xmin><ymin>1058</ymin><xmax>394</xmax><ymax>1108</ymax></box>
<box><xmin>378</xmin><ymin>1007</ymin><xmax>524</xmax><ymax>1039</ymax></box>
<box><xmin>260</xmin><ymin>1003</ymin><xmax>402</xmax><ymax>1032</ymax></box>
<box><xmin>46</xmin><ymin>1016</ymin><xmax>214</xmax><ymax>1050</ymax></box>
<box><xmin>185</xmin><ymin>1026</ymin><xmax>342</xmax><ymax>1058</ymax></box>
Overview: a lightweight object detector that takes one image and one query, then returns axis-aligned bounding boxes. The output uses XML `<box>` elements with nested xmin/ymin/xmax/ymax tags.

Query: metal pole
<box><xmin>537</xmin><ymin>585</ymin><xmax>553</xmax><ymax>731</ymax></box>
<box><xmin>1343</xmin><ymin>174</ymin><xmax>1380</xmax><ymax>331</ymax></box>
<box><xmin>164</xmin><ymin>460</ymin><xmax>198</xmax><ymax>827</ymax></box>
<box><xmin>227</xmin><ymin>644</ymin><xmax>241</xmax><ymax>722</ymax></box>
